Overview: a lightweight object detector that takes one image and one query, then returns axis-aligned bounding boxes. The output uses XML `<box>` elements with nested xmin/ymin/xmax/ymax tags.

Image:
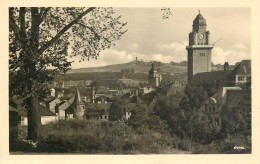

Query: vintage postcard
<box><xmin>1</xmin><ymin>0</ymin><xmax>260</xmax><ymax>164</ymax></box>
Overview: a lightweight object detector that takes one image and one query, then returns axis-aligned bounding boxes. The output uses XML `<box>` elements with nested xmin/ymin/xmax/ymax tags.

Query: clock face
<box><xmin>199</xmin><ymin>34</ymin><xmax>204</xmax><ymax>39</ymax></box>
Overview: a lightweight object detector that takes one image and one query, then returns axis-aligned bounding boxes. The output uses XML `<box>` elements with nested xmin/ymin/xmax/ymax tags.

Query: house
<box><xmin>56</xmin><ymin>96</ymin><xmax>74</xmax><ymax>119</ymax></box>
<box><xmin>166</xmin><ymin>81</ymin><xmax>186</xmax><ymax>96</ymax></box>
<box><xmin>190</xmin><ymin>60</ymin><xmax>251</xmax><ymax>89</ymax></box>
<box><xmin>45</xmin><ymin>97</ymin><xmax>62</xmax><ymax>113</ymax></box>
<box><xmin>85</xmin><ymin>80</ymin><xmax>92</xmax><ymax>86</ymax></box>
<box><xmin>225</xmin><ymin>89</ymin><xmax>251</xmax><ymax>112</ymax></box>
<box><xmin>55</xmin><ymin>88</ymin><xmax>86</xmax><ymax>120</ymax></box>
<box><xmin>120</xmin><ymin>103</ymin><xmax>148</xmax><ymax>121</ymax></box>
<box><xmin>232</xmin><ymin>60</ymin><xmax>251</xmax><ymax>86</ymax></box>
<box><xmin>85</xmin><ymin>102</ymin><xmax>112</xmax><ymax>121</ymax></box>
<box><xmin>139</xmin><ymin>87</ymin><xmax>155</xmax><ymax>95</ymax></box>
<box><xmin>199</xmin><ymin>86</ymin><xmax>250</xmax><ymax>127</ymax></box>
<box><xmin>93</xmin><ymin>86</ymin><xmax>110</xmax><ymax>98</ymax></box>
<box><xmin>63</xmin><ymin>80</ymin><xmax>87</xmax><ymax>88</ymax></box>
<box><xmin>9</xmin><ymin>99</ymin><xmax>58</xmax><ymax>126</ymax></box>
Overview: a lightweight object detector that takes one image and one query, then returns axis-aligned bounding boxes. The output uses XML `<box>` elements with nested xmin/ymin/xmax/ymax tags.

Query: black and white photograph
<box><xmin>1</xmin><ymin>1</ymin><xmax>260</xmax><ymax>163</ymax></box>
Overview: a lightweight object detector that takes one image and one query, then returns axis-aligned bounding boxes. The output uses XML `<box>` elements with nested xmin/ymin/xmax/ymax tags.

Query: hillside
<box><xmin>67</xmin><ymin>60</ymin><xmax>187</xmax><ymax>74</ymax></box>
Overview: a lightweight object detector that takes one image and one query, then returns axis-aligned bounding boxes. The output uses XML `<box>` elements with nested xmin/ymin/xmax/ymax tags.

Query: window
<box><xmin>200</xmin><ymin>53</ymin><xmax>205</xmax><ymax>56</ymax></box>
<box><xmin>238</xmin><ymin>76</ymin><xmax>244</xmax><ymax>81</ymax></box>
<box><xmin>212</xmin><ymin>106</ymin><xmax>215</xmax><ymax>112</ymax></box>
<box><xmin>215</xmin><ymin>118</ymin><xmax>220</xmax><ymax>126</ymax></box>
<box><xmin>246</xmin><ymin>76</ymin><xmax>251</xmax><ymax>82</ymax></box>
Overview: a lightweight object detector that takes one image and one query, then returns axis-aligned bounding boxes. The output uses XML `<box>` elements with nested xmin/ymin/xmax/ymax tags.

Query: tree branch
<box><xmin>39</xmin><ymin>7</ymin><xmax>96</xmax><ymax>54</ymax></box>
<box><xmin>30</xmin><ymin>7</ymin><xmax>41</xmax><ymax>51</ymax></box>
<box><xmin>39</xmin><ymin>7</ymin><xmax>51</xmax><ymax>25</ymax></box>
<box><xmin>9</xmin><ymin>8</ymin><xmax>20</xmax><ymax>41</ymax></box>
<box><xmin>76</xmin><ymin>22</ymin><xmax>100</xmax><ymax>40</ymax></box>
<box><xmin>9</xmin><ymin>8</ymin><xmax>34</xmax><ymax>56</ymax></box>
<box><xmin>19</xmin><ymin>7</ymin><xmax>28</xmax><ymax>48</ymax></box>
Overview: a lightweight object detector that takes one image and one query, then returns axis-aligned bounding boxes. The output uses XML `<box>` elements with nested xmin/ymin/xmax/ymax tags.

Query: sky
<box><xmin>70</xmin><ymin>8</ymin><xmax>251</xmax><ymax>69</ymax></box>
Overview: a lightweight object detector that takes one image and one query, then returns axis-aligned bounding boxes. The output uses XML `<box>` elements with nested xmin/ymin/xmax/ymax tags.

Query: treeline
<box><xmin>152</xmin><ymin>85</ymin><xmax>251</xmax><ymax>153</ymax></box>
<box><xmin>55</xmin><ymin>72</ymin><xmax>122</xmax><ymax>81</ymax></box>
<box><xmin>170</xmin><ymin>61</ymin><xmax>187</xmax><ymax>66</ymax></box>
<box><xmin>55</xmin><ymin>72</ymin><xmax>148</xmax><ymax>82</ymax></box>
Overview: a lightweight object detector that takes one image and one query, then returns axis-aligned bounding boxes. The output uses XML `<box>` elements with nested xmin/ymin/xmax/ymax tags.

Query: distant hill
<box><xmin>67</xmin><ymin>60</ymin><xmax>227</xmax><ymax>74</ymax></box>
<box><xmin>67</xmin><ymin>60</ymin><xmax>187</xmax><ymax>74</ymax></box>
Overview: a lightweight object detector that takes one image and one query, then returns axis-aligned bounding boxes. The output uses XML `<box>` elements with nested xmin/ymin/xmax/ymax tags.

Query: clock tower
<box><xmin>186</xmin><ymin>11</ymin><xmax>213</xmax><ymax>82</ymax></box>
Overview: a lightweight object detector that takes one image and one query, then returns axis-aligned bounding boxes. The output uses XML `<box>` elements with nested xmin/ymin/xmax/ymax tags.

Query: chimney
<box><xmin>224</xmin><ymin>62</ymin><xmax>229</xmax><ymax>71</ymax></box>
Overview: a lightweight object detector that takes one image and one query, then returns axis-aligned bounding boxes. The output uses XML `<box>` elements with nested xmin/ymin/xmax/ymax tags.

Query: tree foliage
<box><xmin>9</xmin><ymin>7</ymin><xmax>127</xmax><ymax>99</ymax></box>
<box><xmin>153</xmin><ymin>87</ymin><xmax>220</xmax><ymax>144</ymax></box>
<box><xmin>179</xmin><ymin>84</ymin><xmax>208</xmax><ymax>110</ymax></box>
<box><xmin>9</xmin><ymin>7</ymin><xmax>127</xmax><ymax>140</ymax></box>
<box><xmin>109</xmin><ymin>99</ymin><xmax>125</xmax><ymax>121</ymax></box>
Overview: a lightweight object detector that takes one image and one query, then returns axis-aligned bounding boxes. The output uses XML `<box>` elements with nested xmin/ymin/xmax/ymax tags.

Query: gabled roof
<box><xmin>58</xmin><ymin>96</ymin><xmax>74</xmax><ymax>111</ymax></box>
<box><xmin>85</xmin><ymin>102</ymin><xmax>112</xmax><ymax>111</ymax></box>
<box><xmin>9</xmin><ymin>105</ymin><xmax>27</xmax><ymax>116</ymax></box>
<box><xmin>38</xmin><ymin>105</ymin><xmax>56</xmax><ymax>116</ymax></box>
<box><xmin>43</xmin><ymin>96</ymin><xmax>56</xmax><ymax>103</ymax></box>
<box><xmin>190</xmin><ymin>70</ymin><xmax>233</xmax><ymax>85</ymax></box>
<box><xmin>96</xmin><ymin>87</ymin><xmax>110</xmax><ymax>94</ymax></box>
<box><xmin>225</xmin><ymin>89</ymin><xmax>251</xmax><ymax>110</ymax></box>
<box><xmin>9</xmin><ymin>103</ymin><xmax>55</xmax><ymax>117</ymax></box>
<box><xmin>209</xmin><ymin>86</ymin><xmax>242</xmax><ymax>105</ymax></box>
<box><xmin>232</xmin><ymin>60</ymin><xmax>251</xmax><ymax>75</ymax></box>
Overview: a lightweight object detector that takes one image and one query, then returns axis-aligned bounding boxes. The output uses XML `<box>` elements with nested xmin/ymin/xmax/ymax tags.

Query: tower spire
<box><xmin>74</xmin><ymin>87</ymin><xmax>84</xmax><ymax>105</ymax></box>
<box><xmin>199</xmin><ymin>10</ymin><xmax>200</xmax><ymax>14</ymax></box>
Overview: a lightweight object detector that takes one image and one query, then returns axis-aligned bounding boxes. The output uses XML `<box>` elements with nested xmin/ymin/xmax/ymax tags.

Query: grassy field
<box><xmin>11</xmin><ymin>119</ymin><xmax>250</xmax><ymax>154</ymax></box>
<box><xmin>12</xmin><ymin>120</ymin><xmax>189</xmax><ymax>154</ymax></box>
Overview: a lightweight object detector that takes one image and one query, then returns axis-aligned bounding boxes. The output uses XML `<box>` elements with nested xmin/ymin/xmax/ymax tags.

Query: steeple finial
<box><xmin>199</xmin><ymin>10</ymin><xmax>200</xmax><ymax>14</ymax></box>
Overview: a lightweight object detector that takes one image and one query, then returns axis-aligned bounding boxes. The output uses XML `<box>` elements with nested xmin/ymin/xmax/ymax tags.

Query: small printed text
<box><xmin>233</xmin><ymin>146</ymin><xmax>245</xmax><ymax>150</ymax></box>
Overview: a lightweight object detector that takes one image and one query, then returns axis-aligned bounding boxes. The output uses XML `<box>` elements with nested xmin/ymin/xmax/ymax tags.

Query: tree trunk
<box><xmin>27</xmin><ymin>96</ymin><xmax>42</xmax><ymax>141</ymax></box>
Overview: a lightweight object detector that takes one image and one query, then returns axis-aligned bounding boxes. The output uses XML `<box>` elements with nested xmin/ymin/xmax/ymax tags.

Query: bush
<box><xmin>38</xmin><ymin>120</ymin><xmax>133</xmax><ymax>153</ymax></box>
<box><xmin>33</xmin><ymin>118</ymin><xmax>184</xmax><ymax>154</ymax></box>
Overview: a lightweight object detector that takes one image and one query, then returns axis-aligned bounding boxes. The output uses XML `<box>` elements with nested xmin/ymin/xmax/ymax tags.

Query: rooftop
<box><xmin>232</xmin><ymin>60</ymin><xmax>251</xmax><ymax>75</ymax></box>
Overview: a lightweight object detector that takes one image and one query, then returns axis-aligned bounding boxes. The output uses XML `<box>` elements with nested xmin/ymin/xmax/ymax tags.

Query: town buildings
<box><xmin>186</xmin><ymin>12</ymin><xmax>251</xmax><ymax>128</ymax></box>
<box><xmin>9</xmin><ymin>11</ymin><xmax>251</xmax><ymax>135</ymax></box>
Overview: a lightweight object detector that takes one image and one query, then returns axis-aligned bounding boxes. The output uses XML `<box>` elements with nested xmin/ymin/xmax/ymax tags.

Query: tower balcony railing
<box><xmin>186</xmin><ymin>44</ymin><xmax>214</xmax><ymax>49</ymax></box>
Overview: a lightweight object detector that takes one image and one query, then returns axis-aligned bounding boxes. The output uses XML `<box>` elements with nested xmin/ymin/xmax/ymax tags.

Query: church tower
<box><xmin>148</xmin><ymin>62</ymin><xmax>162</xmax><ymax>87</ymax></box>
<box><xmin>186</xmin><ymin>11</ymin><xmax>213</xmax><ymax>82</ymax></box>
<box><xmin>73</xmin><ymin>88</ymin><xmax>85</xmax><ymax>119</ymax></box>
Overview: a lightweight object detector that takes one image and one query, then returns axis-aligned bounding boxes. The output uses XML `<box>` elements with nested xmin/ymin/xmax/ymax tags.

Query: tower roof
<box><xmin>74</xmin><ymin>88</ymin><xmax>85</xmax><ymax>105</ymax></box>
<box><xmin>193</xmin><ymin>13</ymin><xmax>207</xmax><ymax>26</ymax></box>
<box><xmin>149</xmin><ymin>62</ymin><xmax>157</xmax><ymax>74</ymax></box>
